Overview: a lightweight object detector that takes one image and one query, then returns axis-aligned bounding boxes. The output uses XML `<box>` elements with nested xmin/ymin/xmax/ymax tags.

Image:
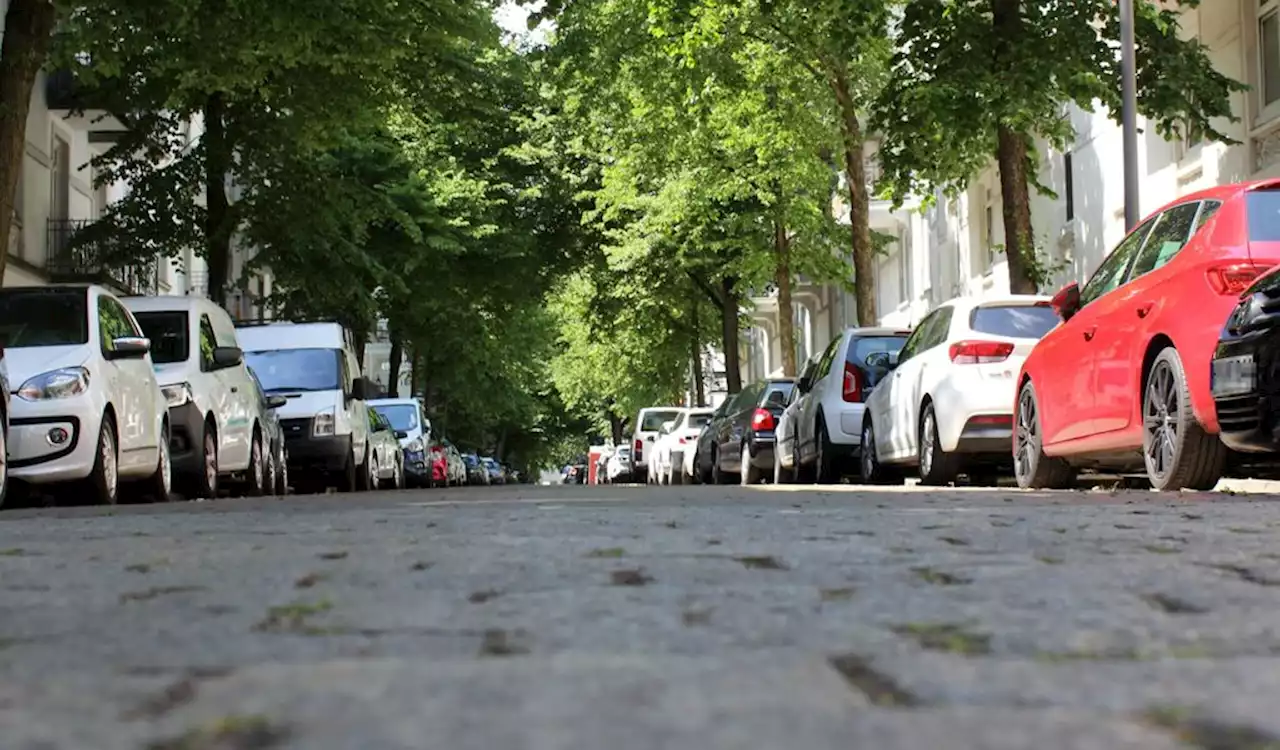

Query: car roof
<box><xmin>121</xmin><ymin>295</ymin><xmax>222</xmax><ymax>313</ymax></box>
<box><xmin>368</xmin><ymin>398</ymin><xmax>419</xmax><ymax>407</ymax></box>
<box><xmin>845</xmin><ymin>326</ymin><xmax>912</xmax><ymax>337</ymax></box>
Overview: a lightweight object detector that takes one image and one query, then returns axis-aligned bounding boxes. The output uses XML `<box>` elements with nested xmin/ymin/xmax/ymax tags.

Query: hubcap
<box><xmin>253</xmin><ymin>440</ymin><xmax>263</xmax><ymax>488</ymax></box>
<box><xmin>921</xmin><ymin>413</ymin><xmax>935</xmax><ymax>476</ymax></box>
<box><xmin>205</xmin><ymin>433</ymin><xmax>217</xmax><ymax>489</ymax></box>
<box><xmin>1015</xmin><ymin>389</ymin><xmax>1037</xmax><ymax>480</ymax></box>
<box><xmin>159</xmin><ymin>434</ymin><xmax>171</xmax><ymax>496</ymax></box>
<box><xmin>1144</xmin><ymin>362</ymin><xmax>1179</xmax><ymax>479</ymax></box>
<box><xmin>103</xmin><ymin>428</ymin><xmax>118</xmax><ymax>500</ymax></box>
<box><xmin>862</xmin><ymin>425</ymin><xmax>874</xmax><ymax>477</ymax></box>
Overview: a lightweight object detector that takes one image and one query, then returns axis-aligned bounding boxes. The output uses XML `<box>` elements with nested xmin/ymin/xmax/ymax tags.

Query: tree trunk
<box><xmin>203</xmin><ymin>92</ymin><xmax>233</xmax><ymax>306</ymax></box>
<box><xmin>387</xmin><ymin>330</ymin><xmax>403</xmax><ymax>398</ymax></box>
<box><xmin>994</xmin><ymin>126</ymin><xmax>1039</xmax><ymax>294</ymax></box>
<box><xmin>690</xmin><ymin>301</ymin><xmax>706</xmax><ymax>407</ymax></box>
<box><xmin>830</xmin><ymin>66</ymin><xmax>877</xmax><ymax>327</ymax></box>
<box><xmin>608</xmin><ymin>410</ymin><xmax>625</xmax><ymax>445</ymax></box>
<box><xmin>720</xmin><ymin>275</ymin><xmax>743</xmax><ymax>394</ymax></box>
<box><xmin>0</xmin><ymin>0</ymin><xmax>56</xmax><ymax>286</ymax></box>
<box><xmin>774</xmin><ymin>218</ymin><xmax>797</xmax><ymax>377</ymax></box>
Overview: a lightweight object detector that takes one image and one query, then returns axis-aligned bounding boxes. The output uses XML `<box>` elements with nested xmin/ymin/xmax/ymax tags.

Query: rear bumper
<box><xmin>746</xmin><ymin>433</ymin><xmax>776</xmax><ymax>469</ymax></box>
<box><xmin>933</xmin><ymin>366</ymin><xmax>1020</xmax><ymax>454</ymax></box>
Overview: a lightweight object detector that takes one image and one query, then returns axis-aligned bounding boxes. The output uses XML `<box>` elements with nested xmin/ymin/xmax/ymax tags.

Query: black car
<box><xmin>706</xmin><ymin>378</ymin><xmax>796</xmax><ymax>485</ymax></box>
<box><xmin>692</xmin><ymin>398</ymin><xmax>733</xmax><ymax>483</ymax></box>
<box><xmin>1211</xmin><ymin>266</ymin><xmax>1280</xmax><ymax>453</ymax></box>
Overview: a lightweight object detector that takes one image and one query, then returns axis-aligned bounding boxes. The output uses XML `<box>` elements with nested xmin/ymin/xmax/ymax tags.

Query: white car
<box><xmin>774</xmin><ymin>356</ymin><xmax>819</xmax><ymax>483</ymax></box>
<box><xmin>606</xmin><ymin>445</ymin><xmax>632</xmax><ymax>483</ymax></box>
<box><xmin>365</xmin><ymin>406</ymin><xmax>406</xmax><ymax>489</ymax></box>
<box><xmin>652</xmin><ymin>407</ymin><xmax>713</xmax><ymax>484</ymax></box>
<box><xmin>127</xmin><ymin>295</ymin><xmax>274</xmax><ymax>498</ymax></box>
<box><xmin>630</xmin><ymin>405</ymin><xmax>683</xmax><ymax>482</ymax></box>
<box><xmin>1</xmin><ymin>285</ymin><xmax>170</xmax><ymax>505</ymax></box>
<box><xmin>788</xmin><ymin>327</ymin><xmax>911</xmax><ymax>483</ymax></box>
<box><xmin>860</xmin><ymin>295</ymin><xmax>1058</xmax><ymax>486</ymax></box>
<box><xmin>0</xmin><ymin>348</ymin><xmax>10</xmax><ymax>506</ymax></box>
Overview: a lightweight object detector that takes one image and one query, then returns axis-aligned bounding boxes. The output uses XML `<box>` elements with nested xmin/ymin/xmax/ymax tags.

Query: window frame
<box><xmin>1125</xmin><ymin>201</ymin><xmax>1203</xmax><ymax>283</ymax></box>
<box><xmin>198</xmin><ymin>314</ymin><xmax>218</xmax><ymax>372</ymax></box>
<box><xmin>1078</xmin><ymin>216</ymin><xmax>1157</xmax><ymax>309</ymax></box>
<box><xmin>899</xmin><ymin>309</ymin><xmax>939</xmax><ymax>365</ymax></box>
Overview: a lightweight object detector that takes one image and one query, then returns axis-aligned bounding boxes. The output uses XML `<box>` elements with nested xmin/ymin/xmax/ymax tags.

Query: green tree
<box><xmin>873</xmin><ymin>0</ymin><xmax>1245</xmax><ymax>292</ymax></box>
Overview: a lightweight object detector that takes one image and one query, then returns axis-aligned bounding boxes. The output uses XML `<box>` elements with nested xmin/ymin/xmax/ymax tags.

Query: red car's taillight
<box><xmin>752</xmin><ymin>407</ymin><xmax>775</xmax><ymax>431</ymax></box>
<box><xmin>1207</xmin><ymin>262</ymin><xmax>1269</xmax><ymax>295</ymax></box>
<box><xmin>842</xmin><ymin>361</ymin><xmax>862</xmax><ymax>402</ymax></box>
<box><xmin>949</xmin><ymin>340</ymin><xmax>1015</xmax><ymax>364</ymax></box>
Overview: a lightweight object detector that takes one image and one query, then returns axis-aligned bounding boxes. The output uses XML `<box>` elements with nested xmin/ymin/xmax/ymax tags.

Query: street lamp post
<box><xmin>1119</xmin><ymin>0</ymin><xmax>1139</xmax><ymax>231</ymax></box>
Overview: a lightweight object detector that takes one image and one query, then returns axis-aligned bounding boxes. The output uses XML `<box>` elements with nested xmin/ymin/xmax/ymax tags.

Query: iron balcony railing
<box><xmin>45</xmin><ymin>219</ymin><xmax>159</xmax><ymax>296</ymax></box>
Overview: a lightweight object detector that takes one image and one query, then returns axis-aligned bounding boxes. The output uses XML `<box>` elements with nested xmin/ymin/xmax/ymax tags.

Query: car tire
<box><xmin>1013</xmin><ymin>380</ymin><xmax>1077</xmax><ymax>490</ymax></box>
<box><xmin>189</xmin><ymin>422</ymin><xmax>219</xmax><ymax>500</ymax></box>
<box><xmin>244</xmin><ymin>430</ymin><xmax>266</xmax><ymax>497</ymax></box>
<box><xmin>918</xmin><ymin>403</ymin><xmax>959</xmax><ymax>486</ymax></box>
<box><xmin>0</xmin><ymin>414</ymin><xmax>8</xmax><ymax>509</ymax></box>
<box><xmin>1142</xmin><ymin>347</ymin><xmax>1226</xmax><ymax>491</ymax></box>
<box><xmin>354</xmin><ymin>445</ymin><xmax>373</xmax><ymax>492</ymax></box>
<box><xmin>711</xmin><ymin>448</ymin><xmax>728</xmax><ymax>485</ymax></box>
<box><xmin>86</xmin><ymin>416</ymin><xmax>119</xmax><ymax>506</ymax></box>
<box><xmin>339</xmin><ymin>446</ymin><xmax>360</xmax><ymax>493</ymax></box>
<box><xmin>860</xmin><ymin>420</ymin><xmax>904</xmax><ymax>486</ymax></box>
<box><xmin>773</xmin><ymin>443</ymin><xmax>794</xmax><ymax>484</ymax></box>
<box><xmin>275</xmin><ymin>447</ymin><xmax>289</xmax><ymax>496</ymax></box>
<box><xmin>741</xmin><ymin>443</ymin><xmax>765</xmax><ymax>485</ymax></box>
<box><xmin>131</xmin><ymin>422</ymin><xmax>172</xmax><ymax>503</ymax></box>
<box><xmin>814</xmin><ymin>414</ymin><xmax>840</xmax><ymax>485</ymax></box>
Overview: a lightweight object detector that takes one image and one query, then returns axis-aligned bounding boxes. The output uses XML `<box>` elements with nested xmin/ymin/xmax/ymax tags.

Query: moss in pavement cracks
<box><xmin>253</xmin><ymin>600</ymin><xmax>334</xmax><ymax>635</ymax></box>
<box><xmin>469</xmin><ymin>589</ymin><xmax>502</xmax><ymax>603</ymax></box>
<box><xmin>1143</xmin><ymin>706</ymin><xmax>1280</xmax><ymax>750</ymax></box>
<box><xmin>912</xmin><ymin>567</ymin><xmax>970</xmax><ymax>586</ymax></box>
<box><xmin>893</xmin><ymin>623</ymin><xmax>992</xmax><ymax>655</ymax></box>
<box><xmin>146</xmin><ymin>714</ymin><xmax>290</xmax><ymax>750</ymax></box>
<box><xmin>585</xmin><ymin>547</ymin><xmax>626</xmax><ymax>558</ymax></box>
<box><xmin>318</xmin><ymin>551</ymin><xmax>348</xmax><ymax>560</ymax></box>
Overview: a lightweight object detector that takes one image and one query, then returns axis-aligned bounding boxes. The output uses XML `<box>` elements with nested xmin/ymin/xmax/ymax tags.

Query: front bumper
<box><xmin>932</xmin><ymin>365</ymin><xmax>1020</xmax><ymax>454</ymax></box>
<box><xmin>279</xmin><ymin>417</ymin><xmax>352</xmax><ymax>472</ymax></box>
<box><xmin>1212</xmin><ymin>332</ymin><xmax>1280</xmax><ymax>453</ymax></box>
<box><xmin>9</xmin><ymin>395</ymin><xmax>101</xmax><ymax>485</ymax></box>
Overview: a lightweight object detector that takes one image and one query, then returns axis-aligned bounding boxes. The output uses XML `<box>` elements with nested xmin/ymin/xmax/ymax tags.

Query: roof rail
<box><xmin>233</xmin><ymin>316</ymin><xmax>341</xmax><ymax>328</ymax></box>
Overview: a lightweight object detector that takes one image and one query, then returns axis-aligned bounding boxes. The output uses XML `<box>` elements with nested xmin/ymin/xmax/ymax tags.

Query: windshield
<box><xmin>373</xmin><ymin>404</ymin><xmax>418</xmax><ymax>432</ymax></box>
<box><xmin>133</xmin><ymin>311</ymin><xmax>189</xmax><ymax>365</ymax></box>
<box><xmin>0</xmin><ymin>288</ymin><xmax>89</xmax><ymax>348</ymax></box>
<box><xmin>688</xmin><ymin>413</ymin><xmax>712</xmax><ymax>429</ymax></box>
<box><xmin>850</xmin><ymin>335</ymin><xmax>907</xmax><ymax>366</ymax></box>
<box><xmin>970</xmin><ymin>304</ymin><xmax>1059</xmax><ymax>339</ymax></box>
<box><xmin>640</xmin><ymin>410</ymin><xmax>681</xmax><ymax>431</ymax></box>
<box><xmin>243</xmin><ymin>348</ymin><xmax>342</xmax><ymax>392</ymax></box>
<box><xmin>762</xmin><ymin>382</ymin><xmax>795</xmax><ymax>408</ymax></box>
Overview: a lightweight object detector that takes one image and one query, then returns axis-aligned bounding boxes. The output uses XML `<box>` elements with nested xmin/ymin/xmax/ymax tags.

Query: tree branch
<box><xmin>686</xmin><ymin>270</ymin><xmax>725</xmax><ymax>312</ymax></box>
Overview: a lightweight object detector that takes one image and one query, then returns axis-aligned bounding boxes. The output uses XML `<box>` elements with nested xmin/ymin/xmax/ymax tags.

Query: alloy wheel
<box><xmin>1144</xmin><ymin>361</ymin><xmax>1179</xmax><ymax>481</ymax></box>
<box><xmin>204</xmin><ymin>431</ymin><xmax>217</xmax><ymax>492</ymax></box>
<box><xmin>252</xmin><ymin>438</ymin><xmax>264</xmax><ymax>490</ymax></box>
<box><xmin>103</xmin><ymin>426</ymin><xmax>118</xmax><ymax>503</ymax></box>
<box><xmin>920</xmin><ymin>412</ymin><xmax>936</xmax><ymax>478</ymax></box>
<box><xmin>0</xmin><ymin>420</ymin><xmax>9</xmax><ymax>505</ymax></box>
<box><xmin>1014</xmin><ymin>388</ymin><xmax>1037</xmax><ymax>482</ymax></box>
<box><xmin>159</xmin><ymin>433</ymin><xmax>172</xmax><ymax>497</ymax></box>
<box><xmin>861</xmin><ymin>423</ymin><xmax>875</xmax><ymax>479</ymax></box>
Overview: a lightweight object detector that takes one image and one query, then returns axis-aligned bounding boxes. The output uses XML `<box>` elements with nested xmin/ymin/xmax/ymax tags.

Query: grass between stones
<box><xmin>252</xmin><ymin>600</ymin><xmax>334</xmax><ymax>635</ymax></box>
<box><xmin>892</xmin><ymin>623</ymin><xmax>992</xmax><ymax>656</ymax></box>
<box><xmin>119</xmin><ymin>586</ymin><xmax>207</xmax><ymax>604</ymax></box>
<box><xmin>585</xmin><ymin>547</ymin><xmax>627</xmax><ymax>558</ymax></box>
<box><xmin>912</xmin><ymin>567</ymin><xmax>971</xmax><ymax>586</ymax></box>
<box><xmin>146</xmin><ymin>714</ymin><xmax>290</xmax><ymax>750</ymax></box>
<box><xmin>1142</xmin><ymin>593</ymin><xmax>1209</xmax><ymax>615</ymax></box>
<box><xmin>1143</xmin><ymin>706</ymin><xmax>1280</xmax><ymax>750</ymax></box>
<box><xmin>736</xmin><ymin>555</ymin><xmax>788</xmax><ymax>570</ymax></box>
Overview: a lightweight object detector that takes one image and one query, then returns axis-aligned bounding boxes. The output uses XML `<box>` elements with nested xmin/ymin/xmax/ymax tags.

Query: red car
<box><xmin>1014</xmin><ymin>181</ymin><xmax>1280</xmax><ymax>491</ymax></box>
<box><xmin>429</xmin><ymin>445</ymin><xmax>448</xmax><ymax>487</ymax></box>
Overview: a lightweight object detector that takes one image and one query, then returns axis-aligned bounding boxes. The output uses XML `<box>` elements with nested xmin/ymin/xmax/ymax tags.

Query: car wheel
<box><xmin>773</xmin><ymin>442</ymin><xmax>792</xmax><ymax>485</ymax></box>
<box><xmin>86</xmin><ymin>416</ymin><xmax>119</xmax><ymax>506</ymax></box>
<box><xmin>395</xmin><ymin>455</ymin><xmax>406</xmax><ymax>490</ymax></box>
<box><xmin>1013</xmin><ymin>380</ymin><xmax>1077</xmax><ymax>490</ymax></box>
<box><xmin>244</xmin><ymin>431</ymin><xmax>266</xmax><ymax>497</ymax></box>
<box><xmin>860</xmin><ymin>420</ymin><xmax>903</xmax><ymax>486</ymax></box>
<box><xmin>133</xmin><ymin>422</ymin><xmax>172</xmax><ymax>503</ymax></box>
<box><xmin>275</xmin><ymin>447</ymin><xmax>289</xmax><ymax>496</ymax></box>
<box><xmin>1143</xmin><ymin>347</ymin><xmax>1226</xmax><ymax>491</ymax></box>
<box><xmin>0</xmin><ymin>415</ymin><xmax>8</xmax><ymax>509</ymax></box>
<box><xmin>918</xmin><ymin>403</ymin><xmax>959</xmax><ymax>486</ymax></box>
<box><xmin>814</xmin><ymin>414</ymin><xmax>839</xmax><ymax>485</ymax></box>
<box><xmin>190</xmin><ymin>422</ymin><xmax>219</xmax><ymax>500</ymax></box>
<box><xmin>354</xmin><ymin>445</ymin><xmax>373</xmax><ymax>492</ymax></box>
<box><xmin>741</xmin><ymin>443</ymin><xmax>765</xmax><ymax>485</ymax></box>
<box><xmin>711</xmin><ymin>448</ymin><xmax>727</xmax><ymax>485</ymax></box>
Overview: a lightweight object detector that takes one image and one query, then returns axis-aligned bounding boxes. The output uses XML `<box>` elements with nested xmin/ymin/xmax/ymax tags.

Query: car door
<box><xmin>1090</xmin><ymin>202</ymin><xmax>1203</xmax><ymax>437</ymax></box>
<box><xmin>880</xmin><ymin>309</ymin><xmax>947</xmax><ymax>461</ymax></box>
<box><xmin>798</xmin><ymin>337</ymin><xmax>841</xmax><ymax>464</ymax></box>
<box><xmin>778</xmin><ymin>361</ymin><xmax>811</xmax><ymax>464</ymax></box>
<box><xmin>210</xmin><ymin>309</ymin><xmax>256</xmax><ymax>463</ymax></box>
<box><xmin>99</xmin><ymin>295</ymin><xmax>155</xmax><ymax>471</ymax></box>
<box><xmin>1041</xmin><ymin>215</ymin><xmax>1156</xmax><ymax>445</ymax></box>
<box><xmin>197</xmin><ymin>314</ymin><xmax>241</xmax><ymax>470</ymax></box>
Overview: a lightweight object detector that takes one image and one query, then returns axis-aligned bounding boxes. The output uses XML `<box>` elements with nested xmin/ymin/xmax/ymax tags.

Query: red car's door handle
<box><xmin>1083</xmin><ymin>326</ymin><xmax>1097</xmax><ymax>341</ymax></box>
<box><xmin>1137</xmin><ymin>302</ymin><xmax>1153</xmax><ymax>318</ymax></box>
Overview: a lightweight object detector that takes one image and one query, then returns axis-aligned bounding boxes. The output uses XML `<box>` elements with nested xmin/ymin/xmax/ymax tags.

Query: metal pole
<box><xmin>1119</xmin><ymin>0</ymin><xmax>1139</xmax><ymax>231</ymax></box>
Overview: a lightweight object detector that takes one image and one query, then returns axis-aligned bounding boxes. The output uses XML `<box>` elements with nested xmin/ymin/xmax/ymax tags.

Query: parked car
<box><xmin>246</xmin><ymin>367</ymin><xmax>289</xmax><ymax>496</ymax></box>
<box><xmin>652</xmin><ymin>407</ymin><xmax>713</xmax><ymax>485</ymax></box>
<box><xmin>482</xmin><ymin>456</ymin><xmax>505</xmax><ymax>485</ymax></box>
<box><xmin>861</xmin><ymin>296</ymin><xmax>1055</xmax><ymax>486</ymax></box>
<box><xmin>128</xmin><ymin>295</ymin><xmax>274</xmax><ymax>498</ymax></box>
<box><xmin>463</xmin><ymin>453</ymin><xmax>489</xmax><ymax>485</ymax></box>
<box><xmin>775</xmin><ymin>356</ymin><xmax>819</xmax><ymax>483</ymax></box>
<box><xmin>370</xmin><ymin>397</ymin><xmax>431</xmax><ymax>487</ymax></box>
<box><xmin>692</xmin><ymin>399</ymin><xmax>733</xmax><ymax>484</ymax></box>
<box><xmin>443</xmin><ymin>441</ymin><xmax>467</xmax><ymax>485</ymax></box>
<box><xmin>606</xmin><ymin>445</ymin><xmax>632</xmax><ymax>483</ymax></box>
<box><xmin>630</xmin><ymin>406</ymin><xmax>683</xmax><ymax>483</ymax></box>
<box><xmin>1016</xmin><ymin>184</ymin><xmax>1274</xmax><ymax>491</ymax></box>
<box><xmin>0</xmin><ymin>346</ymin><xmax>8</xmax><ymax>506</ymax></box>
<box><xmin>785</xmin><ymin>327</ymin><xmax>910</xmax><ymax>483</ymax></box>
<box><xmin>235</xmin><ymin>321</ymin><xmax>375</xmax><ymax>493</ymax></box>
<box><xmin>1210</xmin><ymin>264</ymin><xmax>1280</xmax><ymax>454</ymax></box>
<box><xmin>1</xmin><ymin>285</ymin><xmax>170</xmax><ymax>505</ymax></box>
<box><xmin>366</xmin><ymin>407</ymin><xmax>405</xmax><ymax>489</ymax></box>
<box><xmin>706</xmin><ymin>378</ymin><xmax>795</xmax><ymax>484</ymax></box>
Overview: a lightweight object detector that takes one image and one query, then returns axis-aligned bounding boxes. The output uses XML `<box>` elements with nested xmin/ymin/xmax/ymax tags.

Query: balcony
<box><xmin>46</xmin><ymin>219</ymin><xmax>158</xmax><ymax>296</ymax></box>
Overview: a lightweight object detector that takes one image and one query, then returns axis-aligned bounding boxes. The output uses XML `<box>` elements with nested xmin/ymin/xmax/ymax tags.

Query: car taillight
<box><xmin>634</xmin><ymin>438</ymin><xmax>642</xmax><ymax>461</ymax></box>
<box><xmin>949</xmin><ymin>340</ymin><xmax>1015</xmax><ymax>364</ymax></box>
<box><xmin>678</xmin><ymin>436</ymin><xmax>686</xmax><ymax>444</ymax></box>
<box><xmin>1207</xmin><ymin>263</ymin><xmax>1269</xmax><ymax>295</ymax></box>
<box><xmin>752</xmin><ymin>407</ymin><xmax>775</xmax><ymax>431</ymax></box>
<box><xmin>842</xmin><ymin>361</ymin><xmax>862</xmax><ymax>402</ymax></box>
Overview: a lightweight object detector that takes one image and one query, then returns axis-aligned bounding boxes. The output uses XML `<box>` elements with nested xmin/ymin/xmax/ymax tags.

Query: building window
<box><xmin>897</xmin><ymin>242</ymin><xmax>909</xmax><ymax>302</ymax></box>
<box><xmin>1064</xmin><ymin>152</ymin><xmax>1075</xmax><ymax>221</ymax></box>
<box><xmin>1263</xmin><ymin>0</ymin><xmax>1280</xmax><ymax>110</ymax></box>
<box><xmin>50</xmin><ymin>134</ymin><xmax>70</xmax><ymax>223</ymax></box>
<box><xmin>792</xmin><ymin>303</ymin><xmax>812</xmax><ymax>367</ymax></box>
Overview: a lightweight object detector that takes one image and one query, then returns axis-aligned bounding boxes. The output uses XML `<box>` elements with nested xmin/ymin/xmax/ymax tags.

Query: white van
<box><xmin>233</xmin><ymin>321</ymin><xmax>374</xmax><ymax>493</ymax></box>
<box><xmin>630</xmin><ymin>405</ymin><xmax>684</xmax><ymax>483</ymax></box>
<box><xmin>126</xmin><ymin>296</ymin><xmax>278</xmax><ymax>499</ymax></box>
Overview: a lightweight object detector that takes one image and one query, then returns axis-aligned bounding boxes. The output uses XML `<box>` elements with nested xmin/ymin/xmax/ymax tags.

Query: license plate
<box><xmin>1211</xmin><ymin>354</ymin><xmax>1256</xmax><ymax>397</ymax></box>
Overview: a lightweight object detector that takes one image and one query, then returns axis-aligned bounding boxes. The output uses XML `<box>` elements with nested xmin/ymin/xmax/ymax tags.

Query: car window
<box><xmin>1196</xmin><ymin>200</ymin><xmax>1222</xmax><ymax>232</ymax></box>
<box><xmin>1079</xmin><ymin>216</ymin><xmax>1155</xmax><ymax>308</ymax></box>
<box><xmin>814</xmin><ymin>337</ymin><xmax>841</xmax><ymax>378</ymax></box>
<box><xmin>848</xmin><ymin>335</ymin><xmax>907</xmax><ymax>367</ymax></box>
<box><xmin>98</xmin><ymin>296</ymin><xmax>136</xmax><ymax>352</ymax></box>
<box><xmin>898</xmin><ymin>311</ymin><xmax>936</xmax><ymax>365</ymax></box>
<box><xmin>762</xmin><ymin>381</ymin><xmax>795</xmax><ymax>407</ymax></box>
<box><xmin>1128</xmin><ymin>202</ymin><xmax>1202</xmax><ymax>280</ymax></box>
<box><xmin>133</xmin><ymin>311</ymin><xmax>189</xmax><ymax>365</ymax></box>
<box><xmin>1247</xmin><ymin>190</ymin><xmax>1280</xmax><ymax>241</ymax></box>
<box><xmin>640</xmin><ymin>410</ymin><xmax>681</xmax><ymax>431</ymax></box>
<box><xmin>199</xmin><ymin>315</ymin><xmax>217</xmax><ymax>371</ymax></box>
<box><xmin>969</xmin><ymin>304</ymin><xmax>1059</xmax><ymax>339</ymax></box>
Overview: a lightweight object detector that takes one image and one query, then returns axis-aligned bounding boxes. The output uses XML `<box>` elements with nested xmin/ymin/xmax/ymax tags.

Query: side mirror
<box><xmin>395</xmin><ymin>430</ymin><xmax>409</xmax><ymax>440</ymax></box>
<box><xmin>107</xmin><ymin>336</ymin><xmax>150</xmax><ymax>360</ymax></box>
<box><xmin>350</xmin><ymin>377</ymin><xmax>372</xmax><ymax>401</ymax></box>
<box><xmin>1051</xmin><ymin>282</ymin><xmax>1082</xmax><ymax>322</ymax></box>
<box><xmin>865</xmin><ymin>352</ymin><xmax>890</xmax><ymax>369</ymax></box>
<box><xmin>265</xmin><ymin>395</ymin><xmax>288</xmax><ymax>409</ymax></box>
<box><xmin>797</xmin><ymin>375</ymin><xmax>812</xmax><ymax>392</ymax></box>
<box><xmin>212</xmin><ymin>346</ymin><xmax>243</xmax><ymax>369</ymax></box>
<box><xmin>886</xmin><ymin>351</ymin><xmax>901</xmax><ymax>370</ymax></box>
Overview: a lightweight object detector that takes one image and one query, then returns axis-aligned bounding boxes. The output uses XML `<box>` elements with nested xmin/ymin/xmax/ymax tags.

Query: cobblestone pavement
<box><xmin>5</xmin><ymin>484</ymin><xmax>1280</xmax><ymax>749</ymax></box>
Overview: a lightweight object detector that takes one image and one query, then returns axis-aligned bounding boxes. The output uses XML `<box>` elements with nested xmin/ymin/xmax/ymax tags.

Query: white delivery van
<box><xmin>233</xmin><ymin>321</ymin><xmax>375</xmax><ymax>492</ymax></box>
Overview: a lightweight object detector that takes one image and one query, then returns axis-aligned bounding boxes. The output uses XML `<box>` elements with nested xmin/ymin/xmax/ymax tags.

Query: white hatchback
<box><xmin>861</xmin><ymin>295</ymin><xmax>1057</xmax><ymax>486</ymax></box>
<box><xmin>1</xmin><ymin>285</ymin><xmax>170</xmax><ymax>505</ymax></box>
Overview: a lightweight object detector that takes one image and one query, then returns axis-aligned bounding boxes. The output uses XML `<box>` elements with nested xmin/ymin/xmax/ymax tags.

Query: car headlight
<box><xmin>18</xmin><ymin>367</ymin><xmax>89</xmax><ymax>401</ymax></box>
<box><xmin>161</xmin><ymin>382</ymin><xmax>193</xmax><ymax>408</ymax></box>
<box><xmin>313</xmin><ymin>409</ymin><xmax>336</xmax><ymax>437</ymax></box>
<box><xmin>405</xmin><ymin>439</ymin><xmax>424</xmax><ymax>453</ymax></box>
